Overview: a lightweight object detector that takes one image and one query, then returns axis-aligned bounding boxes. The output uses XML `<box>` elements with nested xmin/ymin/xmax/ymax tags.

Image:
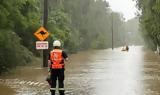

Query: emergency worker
<box><xmin>48</xmin><ymin>40</ymin><xmax>68</xmax><ymax>95</ymax></box>
<box><xmin>126</xmin><ymin>45</ymin><xmax>129</xmax><ymax>51</ymax></box>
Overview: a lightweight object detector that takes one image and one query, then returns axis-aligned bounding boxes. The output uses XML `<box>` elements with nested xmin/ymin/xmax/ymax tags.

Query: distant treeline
<box><xmin>0</xmin><ymin>0</ymin><xmax>134</xmax><ymax>74</ymax></box>
<box><xmin>135</xmin><ymin>0</ymin><xmax>160</xmax><ymax>50</ymax></box>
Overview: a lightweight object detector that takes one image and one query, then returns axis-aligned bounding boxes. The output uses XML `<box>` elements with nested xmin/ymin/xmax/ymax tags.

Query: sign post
<box><xmin>34</xmin><ymin>26</ymin><xmax>49</xmax><ymax>67</ymax></box>
<box><xmin>43</xmin><ymin>0</ymin><xmax>49</xmax><ymax>67</ymax></box>
<box><xmin>34</xmin><ymin>0</ymin><xmax>49</xmax><ymax>67</ymax></box>
<box><xmin>112</xmin><ymin>12</ymin><xmax>114</xmax><ymax>50</ymax></box>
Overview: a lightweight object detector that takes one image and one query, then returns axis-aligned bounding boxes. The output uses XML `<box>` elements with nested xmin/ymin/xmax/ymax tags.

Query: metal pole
<box><xmin>43</xmin><ymin>0</ymin><xmax>48</xmax><ymax>67</ymax></box>
<box><xmin>112</xmin><ymin>12</ymin><xmax>114</xmax><ymax>50</ymax></box>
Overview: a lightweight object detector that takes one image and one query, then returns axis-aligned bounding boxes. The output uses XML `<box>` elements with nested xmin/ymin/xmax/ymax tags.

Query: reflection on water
<box><xmin>0</xmin><ymin>46</ymin><xmax>160</xmax><ymax>95</ymax></box>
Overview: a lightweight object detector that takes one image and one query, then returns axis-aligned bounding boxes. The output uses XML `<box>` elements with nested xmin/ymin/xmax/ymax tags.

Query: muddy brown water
<box><xmin>0</xmin><ymin>46</ymin><xmax>160</xmax><ymax>95</ymax></box>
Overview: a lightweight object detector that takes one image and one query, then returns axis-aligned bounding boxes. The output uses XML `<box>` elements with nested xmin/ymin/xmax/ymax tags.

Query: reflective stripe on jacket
<box><xmin>50</xmin><ymin>49</ymin><xmax>64</xmax><ymax>69</ymax></box>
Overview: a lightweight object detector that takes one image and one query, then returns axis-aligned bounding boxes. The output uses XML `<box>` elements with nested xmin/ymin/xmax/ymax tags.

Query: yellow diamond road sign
<box><xmin>34</xmin><ymin>26</ymin><xmax>49</xmax><ymax>41</ymax></box>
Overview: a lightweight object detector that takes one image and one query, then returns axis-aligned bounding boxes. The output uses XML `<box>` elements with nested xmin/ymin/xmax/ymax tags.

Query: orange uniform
<box><xmin>49</xmin><ymin>48</ymin><xmax>68</xmax><ymax>95</ymax></box>
<box><xmin>50</xmin><ymin>49</ymin><xmax>64</xmax><ymax>69</ymax></box>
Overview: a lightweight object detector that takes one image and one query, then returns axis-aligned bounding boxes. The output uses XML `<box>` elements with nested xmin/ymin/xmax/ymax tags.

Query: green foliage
<box><xmin>0</xmin><ymin>0</ymin><xmax>40</xmax><ymax>74</ymax></box>
<box><xmin>125</xmin><ymin>17</ymin><xmax>144</xmax><ymax>45</ymax></box>
<box><xmin>135</xmin><ymin>0</ymin><xmax>160</xmax><ymax>49</ymax></box>
<box><xmin>0</xmin><ymin>30</ymin><xmax>33</xmax><ymax>74</ymax></box>
<box><xmin>63</xmin><ymin>0</ymin><xmax>125</xmax><ymax>50</ymax></box>
<box><xmin>0</xmin><ymin>0</ymin><xmax>127</xmax><ymax>74</ymax></box>
<box><xmin>48</xmin><ymin>9</ymin><xmax>70</xmax><ymax>41</ymax></box>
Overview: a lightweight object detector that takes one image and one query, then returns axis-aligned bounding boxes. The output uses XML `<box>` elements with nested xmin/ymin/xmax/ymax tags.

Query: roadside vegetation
<box><xmin>0</xmin><ymin>0</ymin><xmax>141</xmax><ymax>74</ymax></box>
<box><xmin>135</xmin><ymin>0</ymin><xmax>160</xmax><ymax>50</ymax></box>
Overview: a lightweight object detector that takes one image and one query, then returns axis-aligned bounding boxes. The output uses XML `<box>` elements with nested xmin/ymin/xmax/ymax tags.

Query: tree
<box><xmin>0</xmin><ymin>30</ymin><xmax>33</xmax><ymax>74</ymax></box>
<box><xmin>0</xmin><ymin>0</ymin><xmax>39</xmax><ymax>74</ymax></box>
<box><xmin>135</xmin><ymin>0</ymin><xmax>160</xmax><ymax>49</ymax></box>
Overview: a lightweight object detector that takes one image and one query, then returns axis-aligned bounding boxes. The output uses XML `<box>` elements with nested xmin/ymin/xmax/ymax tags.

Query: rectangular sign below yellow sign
<box><xmin>36</xmin><ymin>41</ymin><xmax>49</xmax><ymax>50</ymax></box>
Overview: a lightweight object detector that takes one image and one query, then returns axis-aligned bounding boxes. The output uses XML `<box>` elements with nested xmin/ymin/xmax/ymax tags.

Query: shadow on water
<box><xmin>0</xmin><ymin>46</ymin><xmax>160</xmax><ymax>95</ymax></box>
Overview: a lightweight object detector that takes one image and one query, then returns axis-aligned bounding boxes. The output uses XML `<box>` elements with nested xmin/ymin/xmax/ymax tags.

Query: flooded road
<box><xmin>1</xmin><ymin>46</ymin><xmax>160</xmax><ymax>95</ymax></box>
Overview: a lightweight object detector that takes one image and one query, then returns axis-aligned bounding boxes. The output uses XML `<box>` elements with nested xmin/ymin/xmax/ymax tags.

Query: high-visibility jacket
<box><xmin>50</xmin><ymin>49</ymin><xmax>64</xmax><ymax>69</ymax></box>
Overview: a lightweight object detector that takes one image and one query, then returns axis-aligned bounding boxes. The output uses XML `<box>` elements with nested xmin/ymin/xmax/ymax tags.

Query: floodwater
<box><xmin>0</xmin><ymin>46</ymin><xmax>160</xmax><ymax>95</ymax></box>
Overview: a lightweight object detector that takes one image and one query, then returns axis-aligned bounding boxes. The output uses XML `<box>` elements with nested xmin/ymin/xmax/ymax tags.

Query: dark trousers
<box><xmin>50</xmin><ymin>69</ymin><xmax>65</xmax><ymax>95</ymax></box>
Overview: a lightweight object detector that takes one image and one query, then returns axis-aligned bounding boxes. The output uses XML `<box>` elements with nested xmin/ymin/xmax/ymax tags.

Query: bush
<box><xmin>0</xmin><ymin>30</ymin><xmax>33</xmax><ymax>74</ymax></box>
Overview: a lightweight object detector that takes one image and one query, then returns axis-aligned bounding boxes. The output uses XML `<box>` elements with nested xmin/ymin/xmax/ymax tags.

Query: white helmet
<box><xmin>53</xmin><ymin>40</ymin><xmax>61</xmax><ymax>47</ymax></box>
